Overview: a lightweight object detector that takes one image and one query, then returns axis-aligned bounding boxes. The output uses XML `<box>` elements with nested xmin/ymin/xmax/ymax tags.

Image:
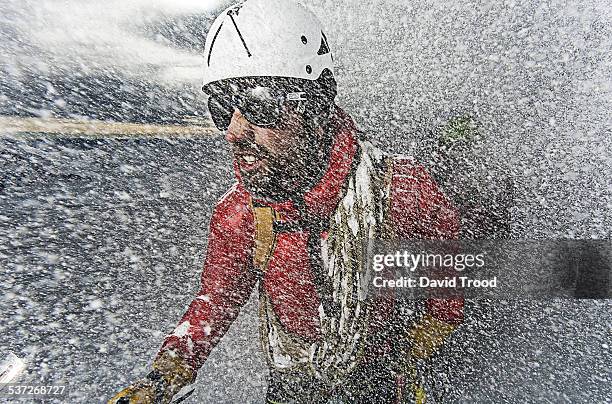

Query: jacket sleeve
<box><xmin>390</xmin><ymin>158</ymin><xmax>463</xmax><ymax>359</ymax></box>
<box><xmin>156</xmin><ymin>187</ymin><xmax>257</xmax><ymax>371</ymax></box>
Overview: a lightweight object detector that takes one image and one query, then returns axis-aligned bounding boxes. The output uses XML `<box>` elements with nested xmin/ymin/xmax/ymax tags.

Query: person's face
<box><xmin>225</xmin><ymin>106</ymin><xmax>328</xmax><ymax>202</ymax></box>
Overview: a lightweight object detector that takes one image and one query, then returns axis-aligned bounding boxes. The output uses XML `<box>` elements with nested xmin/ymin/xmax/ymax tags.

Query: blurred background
<box><xmin>0</xmin><ymin>0</ymin><xmax>610</xmax><ymax>402</ymax></box>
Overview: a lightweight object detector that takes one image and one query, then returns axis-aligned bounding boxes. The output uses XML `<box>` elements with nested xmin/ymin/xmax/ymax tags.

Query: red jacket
<box><xmin>158</xmin><ymin>108</ymin><xmax>462</xmax><ymax>371</ymax></box>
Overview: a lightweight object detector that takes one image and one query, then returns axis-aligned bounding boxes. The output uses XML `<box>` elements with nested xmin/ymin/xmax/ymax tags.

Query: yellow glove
<box><xmin>108</xmin><ymin>351</ymin><xmax>195</xmax><ymax>404</ymax></box>
<box><xmin>395</xmin><ymin>314</ymin><xmax>457</xmax><ymax>403</ymax></box>
<box><xmin>408</xmin><ymin>314</ymin><xmax>456</xmax><ymax>360</ymax></box>
<box><xmin>108</xmin><ymin>379</ymin><xmax>157</xmax><ymax>404</ymax></box>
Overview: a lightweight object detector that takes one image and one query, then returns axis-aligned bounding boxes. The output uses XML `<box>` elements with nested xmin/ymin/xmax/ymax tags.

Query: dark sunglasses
<box><xmin>206</xmin><ymin>85</ymin><xmax>307</xmax><ymax>131</ymax></box>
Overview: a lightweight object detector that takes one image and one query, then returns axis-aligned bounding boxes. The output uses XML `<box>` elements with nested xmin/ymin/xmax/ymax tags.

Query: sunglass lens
<box><xmin>240</xmin><ymin>87</ymin><xmax>283</xmax><ymax>127</ymax></box>
<box><xmin>241</xmin><ymin>102</ymin><xmax>282</xmax><ymax>127</ymax></box>
<box><xmin>208</xmin><ymin>96</ymin><xmax>233</xmax><ymax>131</ymax></box>
<box><xmin>207</xmin><ymin>86</ymin><xmax>288</xmax><ymax>130</ymax></box>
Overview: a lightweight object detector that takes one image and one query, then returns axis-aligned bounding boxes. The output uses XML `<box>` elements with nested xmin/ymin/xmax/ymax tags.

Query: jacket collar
<box><xmin>302</xmin><ymin>106</ymin><xmax>359</xmax><ymax>220</ymax></box>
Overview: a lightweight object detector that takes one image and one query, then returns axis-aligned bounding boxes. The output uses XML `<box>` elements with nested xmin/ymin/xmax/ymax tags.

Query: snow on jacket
<box><xmin>157</xmin><ymin>107</ymin><xmax>463</xmax><ymax>381</ymax></box>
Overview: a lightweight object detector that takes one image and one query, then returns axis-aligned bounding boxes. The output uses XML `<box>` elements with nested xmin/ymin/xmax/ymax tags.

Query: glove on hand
<box><xmin>108</xmin><ymin>351</ymin><xmax>195</xmax><ymax>404</ymax></box>
<box><xmin>108</xmin><ymin>378</ymin><xmax>157</xmax><ymax>404</ymax></box>
<box><xmin>409</xmin><ymin>314</ymin><xmax>455</xmax><ymax>360</ymax></box>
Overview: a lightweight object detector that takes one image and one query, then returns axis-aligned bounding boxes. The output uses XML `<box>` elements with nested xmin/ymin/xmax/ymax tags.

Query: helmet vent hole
<box><xmin>305</xmin><ymin>65</ymin><xmax>312</xmax><ymax>74</ymax></box>
<box><xmin>301</xmin><ymin>35</ymin><xmax>308</xmax><ymax>44</ymax></box>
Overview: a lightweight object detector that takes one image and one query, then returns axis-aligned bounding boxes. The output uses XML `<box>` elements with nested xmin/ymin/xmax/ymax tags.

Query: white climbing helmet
<box><xmin>202</xmin><ymin>0</ymin><xmax>334</xmax><ymax>89</ymax></box>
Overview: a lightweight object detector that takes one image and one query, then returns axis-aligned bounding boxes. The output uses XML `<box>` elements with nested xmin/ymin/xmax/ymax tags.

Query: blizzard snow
<box><xmin>0</xmin><ymin>0</ymin><xmax>610</xmax><ymax>402</ymax></box>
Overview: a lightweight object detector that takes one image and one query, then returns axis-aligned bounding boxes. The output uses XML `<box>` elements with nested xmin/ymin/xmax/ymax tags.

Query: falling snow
<box><xmin>0</xmin><ymin>0</ymin><xmax>611</xmax><ymax>403</ymax></box>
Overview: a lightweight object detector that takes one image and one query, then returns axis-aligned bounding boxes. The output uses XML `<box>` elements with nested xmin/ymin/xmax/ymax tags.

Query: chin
<box><xmin>242</xmin><ymin>172</ymin><xmax>280</xmax><ymax>201</ymax></box>
<box><xmin>241</xmin><ymin>172</ymin><xmax>302</xmax><ymax>203</ymax></box>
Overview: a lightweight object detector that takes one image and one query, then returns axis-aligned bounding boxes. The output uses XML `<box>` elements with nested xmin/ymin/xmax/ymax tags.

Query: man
<box><xmin>110</xmin><ymin>1</ymin><xmax>463</xmax><ymax>403</ymax></box>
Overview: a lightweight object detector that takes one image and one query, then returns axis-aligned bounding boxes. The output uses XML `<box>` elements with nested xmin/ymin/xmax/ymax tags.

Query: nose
<box><xmin>225</xmin><ymin>109</ymin><xmax>255</xmax><ymax>143</ymax></box>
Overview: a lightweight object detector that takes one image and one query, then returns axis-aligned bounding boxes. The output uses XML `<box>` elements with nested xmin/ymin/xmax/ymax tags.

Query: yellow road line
<box><xmin>0</xmin><ymin>116</ymin><xmax>220</xmax><ymax>138</ymax></box>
